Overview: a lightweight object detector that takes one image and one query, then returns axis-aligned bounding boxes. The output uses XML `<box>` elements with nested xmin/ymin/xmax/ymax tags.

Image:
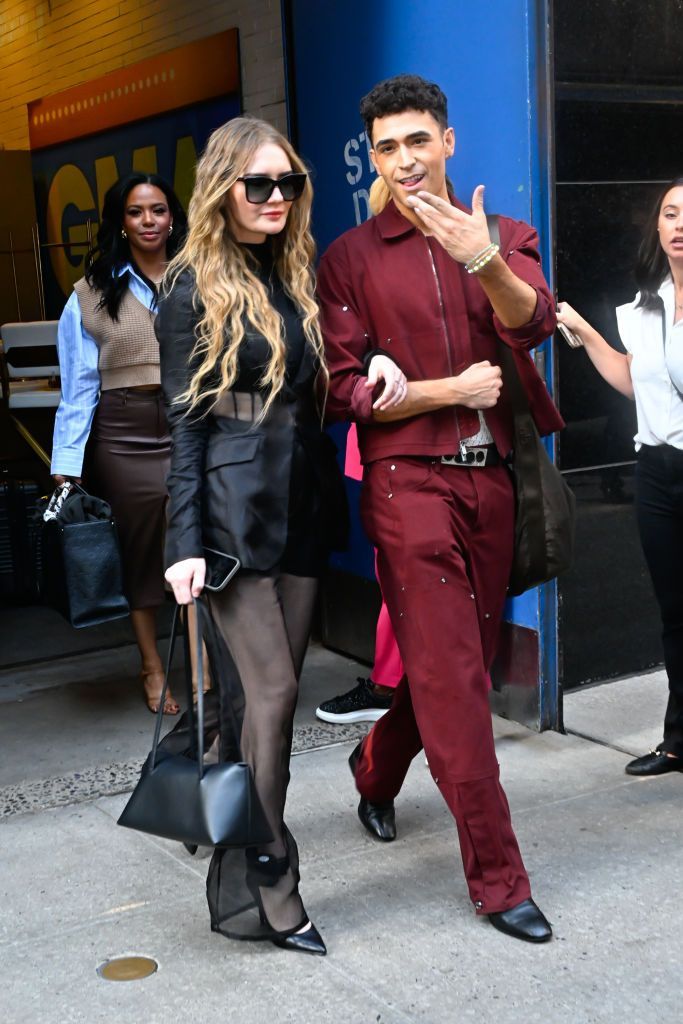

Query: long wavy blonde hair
<box><xmin>166</xmin><ymin>117</ymin><xmax>326</xmax><ymax>418</ymax></box>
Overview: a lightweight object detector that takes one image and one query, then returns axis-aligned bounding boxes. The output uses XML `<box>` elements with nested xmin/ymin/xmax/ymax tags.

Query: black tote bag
<box><xmin>39</xmin><ymin>484</ymin><xmax>129</xmax><ymax>628</ymax></box>
<box><xmin>488</xmin><ymin>215</ymin><xmax>576</xmax><ymax>596</ymax></box>
<box><xmin>118</xmin><ymin>597</ymin><xmax>273</xmax><ymax>849</ymax></box>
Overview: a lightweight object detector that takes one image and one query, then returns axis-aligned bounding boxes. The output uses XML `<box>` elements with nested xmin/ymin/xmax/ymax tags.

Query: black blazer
<box><xmin>155</xmin><ymin>270</ymin><xmax>346</xmax><ymax>572</ymax></box>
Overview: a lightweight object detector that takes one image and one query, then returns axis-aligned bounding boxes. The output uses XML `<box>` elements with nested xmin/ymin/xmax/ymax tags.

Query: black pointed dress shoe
<box><xmin>272</xmin><ymin>921</ymin><xmax>327</xmax><ymax>956</ymax></box>
<box><xmin>348</xmin><ymin>742</ymin><xmax>397</xmax><ymax>842</ymax></box>
<box><xmin>625</xmin><ymin>750</ymin><xmax>683</xmax><ymax>776</ymax></box>
<box><xmin>358</xmin><ymin>797</ymin><xmax>397</xmax><ymax>842</ymax></box>
<box><xmin>488</xmin><ymin>898</ymin><xmax>552</xmax><ymax>943</ymax></box>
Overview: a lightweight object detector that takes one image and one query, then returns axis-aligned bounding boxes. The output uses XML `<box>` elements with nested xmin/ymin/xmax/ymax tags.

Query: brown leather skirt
<box><xmin>85</xmin><ymin>387</ymin><xmax>170</xmax><ymax>610</ymax></box>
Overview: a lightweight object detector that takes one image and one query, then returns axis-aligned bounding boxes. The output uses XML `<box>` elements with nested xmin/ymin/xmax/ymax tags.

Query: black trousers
<box><xmin>635</xmin><ymin>444</ymin><xmax>683</xmax><ymax>757</ymax></box>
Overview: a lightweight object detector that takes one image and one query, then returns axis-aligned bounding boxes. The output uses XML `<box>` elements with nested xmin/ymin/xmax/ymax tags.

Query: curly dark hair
<box><xmin>635</xmin><ymin>175</ymin><xmax>683</xmax><ymax>311</ymax></box>
<box><xmin>85</xmin><ymin>172</ymin><xmax>187</xmax><ymax>320</ymax></box>
<box><xmin>360</xmin><ymin>74</ymin><xmax>449</xmax><ymax>143</ymax></box>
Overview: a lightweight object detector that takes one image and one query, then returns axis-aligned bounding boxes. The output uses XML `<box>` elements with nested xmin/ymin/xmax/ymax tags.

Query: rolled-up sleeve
<box><xmin>317</xmin><ymin>244</ymin><xmax>375</xmax><ymax>424</ymax></box>
<box><xmin>493</xmin><ymin>222</ymin><xmax>556</xmax><ymax>350</ymax></box>
<box><xmin>51</xmin><ymin>291</ymin><xmax>100</xmax><ymax>476</ymax></box>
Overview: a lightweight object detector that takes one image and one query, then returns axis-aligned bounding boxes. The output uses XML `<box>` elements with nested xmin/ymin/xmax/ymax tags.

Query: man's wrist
<box><xmin>469</xmin><ymin>251</ymin><xmax>505</xmax><ymax>281</ymax></box>
<box><xmin>465</xmin><ymin>243</ymin><xmax>499</xmax><ymax>275</ymax></box>
<box><xmin>419</xmin><ymin>377</ymin><xmax>462</xmax><ymax>408</ymax></box>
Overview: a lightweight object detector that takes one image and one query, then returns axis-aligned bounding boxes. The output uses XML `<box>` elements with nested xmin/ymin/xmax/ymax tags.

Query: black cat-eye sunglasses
<box><xmin>236</xmin><ymin>172</ymin><xmax>308</xmax><ymax>204</ymax></box>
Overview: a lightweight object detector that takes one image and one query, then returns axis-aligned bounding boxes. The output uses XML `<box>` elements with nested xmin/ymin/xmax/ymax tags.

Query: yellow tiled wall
<box><xmin>0</xmin><ymin>0</ymin><xmax>287</xmax><ymax>149</ymax></box>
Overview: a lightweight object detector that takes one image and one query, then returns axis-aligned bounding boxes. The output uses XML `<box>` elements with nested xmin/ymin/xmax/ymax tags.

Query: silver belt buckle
<box><xmin>441</xmin><ymin>446</ymin><xmax>490</xmax><ymax>467</ymax></box>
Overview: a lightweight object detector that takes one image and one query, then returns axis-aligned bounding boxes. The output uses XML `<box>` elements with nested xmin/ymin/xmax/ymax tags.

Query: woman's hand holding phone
<box><xmin>556</xmin><ymin>301</ymin><xmax>585</xmax><ymax>348</ymax></box>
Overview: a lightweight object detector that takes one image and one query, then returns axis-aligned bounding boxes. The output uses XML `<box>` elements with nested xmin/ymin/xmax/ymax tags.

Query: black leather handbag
<box><xmin>488</xmin><ymin>215</ymin><xmax>576</xmax><ymax>597</ymax></box>
<box><xmin>118</xmin><ymin>597</ymin><xmax>273</xmax><ymax>849</ymax></box>
<box><xmin>38</xmin><ymin>483</ymin><xmax>129</xmax><ymax>628</ymax></box>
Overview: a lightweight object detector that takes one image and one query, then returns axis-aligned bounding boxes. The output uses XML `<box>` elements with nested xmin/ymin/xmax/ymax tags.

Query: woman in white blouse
<box><xmin>558</xmin><ymin>176</ymin><xmax>683</xmax><ymax>777</ymax></box>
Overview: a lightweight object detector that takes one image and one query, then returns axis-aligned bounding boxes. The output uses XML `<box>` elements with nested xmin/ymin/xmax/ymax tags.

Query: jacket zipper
<box><xmin>425</xmin><ymin>239</ymin><xmax>466</xmax><ymax>456</ymax></box>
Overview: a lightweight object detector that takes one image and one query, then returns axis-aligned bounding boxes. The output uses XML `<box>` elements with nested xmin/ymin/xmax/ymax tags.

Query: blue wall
<box><xmin>288</xmin><ymin>0</ymin><xmax>549</xmax><ymax>635</ymax></box>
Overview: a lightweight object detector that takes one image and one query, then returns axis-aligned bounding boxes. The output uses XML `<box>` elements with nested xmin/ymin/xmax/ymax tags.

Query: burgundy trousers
<box><xmin>357</xmin><ymin>455</ymin><xmax>531</xmax><ymax>914</ymax></box>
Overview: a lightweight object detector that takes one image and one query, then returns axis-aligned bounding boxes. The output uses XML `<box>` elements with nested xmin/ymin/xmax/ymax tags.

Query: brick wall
<box><xmin>0</xmin><ymin>0</ymin><xmax>287</xmax><ymax>150</ymax></box>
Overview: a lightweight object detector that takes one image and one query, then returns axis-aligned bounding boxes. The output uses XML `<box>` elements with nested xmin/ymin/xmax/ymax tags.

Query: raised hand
<box><xmin>405</xmin><ymin>185</ymin><xmax>492</xmax><ymax>265</ymax></box>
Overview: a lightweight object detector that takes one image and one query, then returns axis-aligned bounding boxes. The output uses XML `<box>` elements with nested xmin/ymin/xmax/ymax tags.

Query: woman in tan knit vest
<box><xmin>51</xmin><ymin>173</ymin><xmax>188</xmax><ymax>714</ymax></box>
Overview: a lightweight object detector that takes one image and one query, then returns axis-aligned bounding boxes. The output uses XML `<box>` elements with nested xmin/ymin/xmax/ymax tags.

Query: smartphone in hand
<box><xmin>202</xmin><ymin>548</ymin><xmax>241</xmax><ymax>592</ymax></box>
<box><xmin>556</xmin><ymin>322</ymin><xmax>583</xmax><ymax>349</ymax></box>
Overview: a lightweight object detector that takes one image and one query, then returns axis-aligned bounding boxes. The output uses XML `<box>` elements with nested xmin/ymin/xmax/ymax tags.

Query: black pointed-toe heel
<box><xmin>272</xmin><ymin>921</ymin><xmax>327</xmax><ymax>956</ymax></box>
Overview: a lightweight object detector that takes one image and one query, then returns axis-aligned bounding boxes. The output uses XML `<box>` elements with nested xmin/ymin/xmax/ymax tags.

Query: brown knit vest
<box><xmin>74</xmin><ymin>277</ymin><xmax>160</xmax><ymax>390</ymax></box>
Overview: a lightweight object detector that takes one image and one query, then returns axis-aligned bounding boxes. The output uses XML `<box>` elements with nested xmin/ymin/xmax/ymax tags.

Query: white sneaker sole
<box><xmin>315</xmin><ymin>707</ymin><xmax>390</xmax><ymax>724</ymax></box>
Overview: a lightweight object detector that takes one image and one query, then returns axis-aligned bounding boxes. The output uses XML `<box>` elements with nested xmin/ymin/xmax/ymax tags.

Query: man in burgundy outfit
<box><xmin>317</xmin><ymin>75</ymin><xmax>564</xmax><ymax>943</ymax></box>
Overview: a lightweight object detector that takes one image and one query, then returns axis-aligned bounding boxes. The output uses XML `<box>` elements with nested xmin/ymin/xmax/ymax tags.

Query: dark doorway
<box><xmin>554</xmin><ymin>0</ymin><xmax>683</xmax><ymax>687</ymax></box>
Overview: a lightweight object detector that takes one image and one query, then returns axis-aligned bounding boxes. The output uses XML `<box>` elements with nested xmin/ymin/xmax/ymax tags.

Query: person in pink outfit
<box><xmin>316</xmin><ymin>423</ymin><xmax>404</xmax><ymax>723</ymax></box>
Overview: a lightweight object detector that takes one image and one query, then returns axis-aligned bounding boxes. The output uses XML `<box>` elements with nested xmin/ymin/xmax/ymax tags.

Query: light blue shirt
<box><xmin>51</xmin><ymin>265</ymin><xmax>157</xmax><ymax>476</ymax></box>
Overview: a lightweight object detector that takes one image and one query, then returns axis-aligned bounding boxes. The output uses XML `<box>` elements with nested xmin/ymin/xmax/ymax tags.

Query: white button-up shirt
<box><xmin>616</xmin><ymin>275</ymin><xmax>683</xmax><ymax>452</ymax></box>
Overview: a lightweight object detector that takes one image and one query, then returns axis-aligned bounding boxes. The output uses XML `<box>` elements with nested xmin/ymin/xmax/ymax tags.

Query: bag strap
<box><xmin>149</xmin><ymin>595</ymin><xmax>244</xmax><ymax>780</ymax></box>
<box><xmin>485</xmin><ymin>214</ymin><xmax>533</xmax><ymax>420</ymax></box>
<box><xmin>149</xmin><ymin>598</ymin><xmax>207</xmax><ymax>780</ymax></box>
<box><xmin>150</xmin><ymin>602</ymin><xmax>184</xmax><ymax>770</ymax></box>
<box><xmin>487</xmin><ymin>213</ymin><xmax>548</xmax><ymax>577</ymax></box>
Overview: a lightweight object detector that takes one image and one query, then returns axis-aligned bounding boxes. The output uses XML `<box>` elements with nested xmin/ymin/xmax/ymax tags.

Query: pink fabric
<box><xmin>344</xmin><ymin>423</ymin><xmax>363</xmax><ymax>481</ymax></box>
<box><xmin>346</xmin><ymin>425</ymin><xmax>403</xmax><ymax>688</ymax></box>
<box><xmin>372</xmin><ymin>597</ymin><xmax>404</xmax><ymax>688</ymax></box>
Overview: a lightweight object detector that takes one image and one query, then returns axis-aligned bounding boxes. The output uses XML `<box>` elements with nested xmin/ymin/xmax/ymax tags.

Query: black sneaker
<box><xmin>315</xmin><ymin>677</ymin><xmax>393</xmax><ymax>724</ymax></box>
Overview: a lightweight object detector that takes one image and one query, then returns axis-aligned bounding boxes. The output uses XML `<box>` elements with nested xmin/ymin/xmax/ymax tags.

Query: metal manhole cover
<box><xmin>97</xmin><ymin>956</ymin><xmax>158</xmax><ymax>981</ymax></box>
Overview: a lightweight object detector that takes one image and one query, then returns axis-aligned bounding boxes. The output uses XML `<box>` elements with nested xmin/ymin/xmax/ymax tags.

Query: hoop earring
<box><xmin>168</xmin><ymin>223</ymin><xmax>173</xmax><ymax>236</ymax></box>
<box><xmin>121</xmin><ymin>229</ymin><xmax>127</xmax><ymax>239</ymax></box>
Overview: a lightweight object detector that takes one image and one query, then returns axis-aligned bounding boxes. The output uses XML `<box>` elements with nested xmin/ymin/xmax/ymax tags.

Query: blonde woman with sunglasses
<box><xmin>155</xmin><ymin>116</ymin><xmax>405</xmax><ymax>957</ymax></box>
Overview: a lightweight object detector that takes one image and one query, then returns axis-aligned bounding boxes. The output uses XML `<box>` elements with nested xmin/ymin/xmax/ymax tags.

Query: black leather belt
<box><xmin>440</xmin><ymin>445</ymin><xmax>500</xmax><ymax>468</ymax></box>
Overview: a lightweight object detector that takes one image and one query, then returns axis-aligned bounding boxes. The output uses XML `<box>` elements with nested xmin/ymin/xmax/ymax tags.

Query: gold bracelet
<box><xmin>466</xmin><ymin>243</ymin><xmax>500</xmax><ymax>275</ymax></box>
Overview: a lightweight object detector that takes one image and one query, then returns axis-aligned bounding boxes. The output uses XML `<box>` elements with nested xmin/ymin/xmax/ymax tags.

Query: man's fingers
<box><xmin>414</xmin><ymin>191</ymin><xmax>450</xmax><ymax>211</ymax></box>
<box><xmin>471</xmin><ymin>184</ymin><xmax>486</xmax><ymax>213</ymax></box>
<box><xmin>408</xmin><ymin>199</ymin><xmax>433</xmax><ymax>220</ymax></box>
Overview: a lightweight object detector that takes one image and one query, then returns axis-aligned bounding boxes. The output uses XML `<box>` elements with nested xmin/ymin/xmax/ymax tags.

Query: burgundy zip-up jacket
<box><xmin>317</xmin><ymin>196</ymin><xmax>564</xmax><ymax>464</ymax></box>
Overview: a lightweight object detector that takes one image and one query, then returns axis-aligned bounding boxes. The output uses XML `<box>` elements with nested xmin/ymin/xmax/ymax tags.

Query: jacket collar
<box><xmin>374</xmin><ymin>193</ymin><xmax>470</xmax><ymax>239</ymax></box>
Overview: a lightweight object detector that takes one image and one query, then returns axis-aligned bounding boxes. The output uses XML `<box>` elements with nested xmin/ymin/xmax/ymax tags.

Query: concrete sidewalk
<box><xmin>1</xmin><ymin>645</ymin><xmax>681</xmax><ymax>1024</ymax></box>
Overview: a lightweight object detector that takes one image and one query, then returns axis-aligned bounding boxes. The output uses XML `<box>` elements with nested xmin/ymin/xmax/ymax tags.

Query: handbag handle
<box><xmin>149</xmin><ymin>598</ymin><xmax>207</xmax><ymax>779</ymax></box>
<box><xmin>149</xmin><ymin>596</ymin><xmax>243</xmax><ymax>780</ymax></box>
